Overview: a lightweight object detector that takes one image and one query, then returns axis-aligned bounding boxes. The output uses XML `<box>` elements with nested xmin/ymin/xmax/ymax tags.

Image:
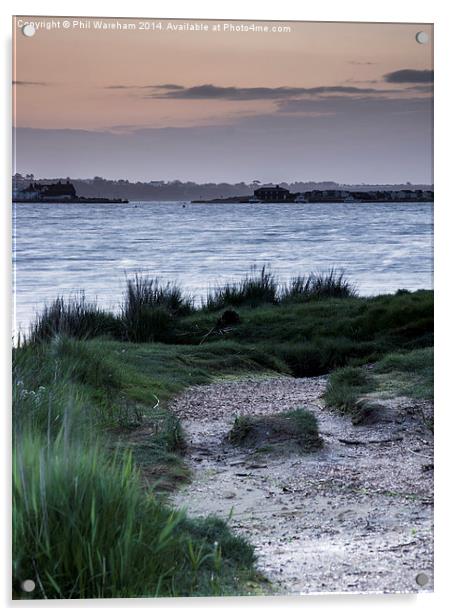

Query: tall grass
<box><xmin>124</xmin><ymin>274</ymin><xmax>194</xmax><ymax>316</ymax></box>
<box><xmin>25</xmin><ymin>268</ymin><xmax>360</xmax><ymax>344</ymax></box>
<box><xmin>28</xmin><ymin>294</ymin><xmax>121</xmax><ymax>344</ymax></box>
<box><xmin>205</xmin><ymin>267</ymin><xmax>356</xmax><ymax>311</ymax></box>
<box><xmin>375</xmin><ymin>347</ymin><xmax>433</xmax><ymax>375</ymax></box>
<box><xmin>122</xmin><ymin>274</ymin><xmax>194</xmax><ymax>342</ymax></box>
<box><xmin>13</xmin><ymin>434</ymin><xmax>255</xmax><ymax>598</ymax></box>
<box><xmin>205</xmin><ymin>266</ymin><xmax>279</xmax><ymax>310</ymax></box>
<box><xmin>280</xmin><ymin>269</ymin><xmax>357</xmax><ymax>303</ymax></box>
<box><xmin>26</xmin><ymin>276</ymin><xmax>196</xmax><ymax>345</ymax></box>
<box><xmin>23</xmin><ymin>284</ymin><xmax>433</xmax><ymax>383</ymax></box>
<box><xmin>12</xmin><ymin>334</ymin><xmax>262</xmax><ymax>598</ymax></box>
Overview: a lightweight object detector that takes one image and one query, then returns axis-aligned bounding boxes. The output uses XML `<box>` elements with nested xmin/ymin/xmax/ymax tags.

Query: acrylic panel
<box><xmin>12</xmin><ymin>16</ymin><xmax>433</xmax><ymax>599</ymax></box>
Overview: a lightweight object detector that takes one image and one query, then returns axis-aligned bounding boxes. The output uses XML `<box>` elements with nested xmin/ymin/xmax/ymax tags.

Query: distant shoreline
<box><xmin>192</xmin><ymin>197</ymin><xmax>434</xmax><ymax>204</ymax></box>
<box><xmin>193</xmin><ymin>188</ymin><xmax>434</xmax><ymax>204</ymax></box>
<box><xmin>12</xmin><ymin>175</ymin><xmax>434</xmax><ymax>203</ymax></box>
<box><xmin>12</xmin><ymin>198</ymin><xmax>434</xmax><ymax>205</ymax></box>
<box><xmin>13</xmin><ymin>197</ymin><xmax>128</xmax><ymax>204</ymax></box>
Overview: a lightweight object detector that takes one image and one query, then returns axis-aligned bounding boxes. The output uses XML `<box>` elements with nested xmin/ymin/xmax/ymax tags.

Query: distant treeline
<box><xmin>13</xmin><ymin>174</ymin><xmax>433</xmax><ymax>202</ymax></box>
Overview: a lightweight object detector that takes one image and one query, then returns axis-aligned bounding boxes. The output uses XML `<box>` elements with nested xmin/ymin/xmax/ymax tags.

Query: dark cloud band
<box><xmin>147</xmin><ymin>84</ymin><xmax>400</xmax><ymax>100</ymax></box>
<box><xmin>384</xmin><ymin>69</ymin><xmax>434</xmax><ymax>83</ymax></box>
<box><xmin>13</xmin><ymin>80</ymin><xmax>49</xmax><ymax>86</ymax></box>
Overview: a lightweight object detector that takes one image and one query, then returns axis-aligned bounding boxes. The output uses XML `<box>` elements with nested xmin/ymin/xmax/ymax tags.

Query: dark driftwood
<box><xmin>338</xmin><ymin>437</ymin><xmax>403</xmax><ymax>446</ymax></box>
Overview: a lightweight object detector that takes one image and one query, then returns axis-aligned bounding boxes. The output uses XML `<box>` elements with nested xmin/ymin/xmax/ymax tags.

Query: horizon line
<box><xmin>12</xmin><ymin>174</ymin><xmax>434</xmax><ymax>186</ymax></box>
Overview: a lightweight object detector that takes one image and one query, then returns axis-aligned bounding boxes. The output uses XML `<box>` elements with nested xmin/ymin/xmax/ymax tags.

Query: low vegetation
<box><xmin>13</xmin><ymin>268</ymin><xmax>433</xmax><ymax>598</ymax></box>
<box><xmin>180</xmin><ymin>287</ymin><xmax>433</xmax><ymax>376</ymax></box>
<box><xmin>204</xmin><ymin>266</ymin><xmax>279</xmax><ymax>310</ymax></box>
<box><xmin>12</xmin><ymin>335</ymin><xmax>272</xmax><ymax>598</ymax></box>
<box><xmin>324</xmin><ymin>347</ymin><xmax>433</xmax><ymax>417</ymax></box>
<box><xmin>374</xmin><ymin>347</ymin><xmax>433</xmax><ymax>400</ymax></box>
<box><xmin>26</xmin><ymin>268</ymin><xmax>360</xmax><ymax>345</ymax></box>
<box><xmin>122</xmin><ymin>274</ymin><xmax>194</xmax><ymax>343</ymax></box>
<box><xmin>13</xmin><ymin>434</ymin><xmax>257</xmax><ymax>599</ymax></box>
<box><xmin>28</xmin><ymin>294</ymin><xmax>122</xmax><ymax>344</ymax></box>
<box><xmin>25</xmin><ymin>270</ymin><xmax>433</xmax><ymax>382</ymax></box>
<box><xmin>229</xmin><ymin>407</ymin><xmax>322</xmax><ymax>452</ymax></box>
<box><xmin>324</xmin><ymin>366</ymin><xmax>377</xmax><ymax>414</ymax></box>
<box><xmin>280</xmin><ymin>269</ymin><xmax>357</xmax><ymax>303</ymax></box>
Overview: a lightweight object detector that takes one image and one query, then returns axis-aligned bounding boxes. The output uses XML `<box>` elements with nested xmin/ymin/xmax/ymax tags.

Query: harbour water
<box><xmin>13</xmin><ymin>201</ymin><xmax>433</xmax><ymax>333</ymax></box>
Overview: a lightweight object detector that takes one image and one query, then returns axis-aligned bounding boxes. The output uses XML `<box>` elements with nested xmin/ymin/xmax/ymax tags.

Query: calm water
<box><xmin>13</xmin><ymin>201</ymin><xmax>433</xmax><ymax>333</ymax></box>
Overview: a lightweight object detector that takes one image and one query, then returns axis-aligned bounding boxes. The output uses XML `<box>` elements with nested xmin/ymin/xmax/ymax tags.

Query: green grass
<box><xmin>204</xmin><ymin>266</ymin><xmax>279</xmax><ymax>310</ymax></box>
<box><xmin>14</xmin><ymin>274</ymin><xmax>434</xmax><ymax>598</ymax></box>
<box><xmin>229</xmin><ymin>407</ymin><xmax>321</xmax><ymax>452</ymax></box>
<box><xmin>28</xmin><ymin>294</ymin><xmax>122</xmax><ymax>344</ymax></box>
<box><xmin>25</xmin><ymin>268</ymin><xmax>361</xmax><ymax>345</ymax></box>
<box><xmin>125</xmin><ymin>273</ymin><xmax>194</xmax><ymax>316</ymax></box>
<box><xmin>204</xmin><ymin>266</ymin><xmax>356</xmax><ymax>311</ymax></box>
<box><xmin>280</xmin><ymin>269</ymin><xmax>357</xmax><ymax>303</ymax></box>
<box><xmin>13</xmin><ymin>434</ymin><xmax>258</xmax><ymax>599</ymax></box>
<box><xmin>324</xmin><ymin>366</ymin><xmax>376</xmax><ymax>413</ymax></box>
<box><xmin>13</xmin><ymin>336</ymin><xmax>285</xmax><ymax>474</ymax></box>
<box><xmin>324</xmin><ymin>347</ymin><xmax>433</xmax><ymax>416</ymax></box>
<box><xmin>374</xmin><ymin>347</ymin><xmax>433</xmax><ymax>400</ymax></box>
<box><xmin>25</xmin><ymin>272</ymin><xmax>433</xmax><ymax>383</ymax></box>
<box><xmin>122</xmin><ymin>274</ymin><xmax>194</xmax><ymax>342</ymax></box>
<box><xmin>13</xmin><ymin>334</ymin><xmax>280</xmax><ymax>598</ymax></box>
<box><xmin>178</xmin><ymin>290</ymin><xmax>433</xmax><ymax>376</ymax></box>
<box><xmin>74</xmin><ymin>338</ymin><xmax>286</xmax><ymax>410</ymax></box>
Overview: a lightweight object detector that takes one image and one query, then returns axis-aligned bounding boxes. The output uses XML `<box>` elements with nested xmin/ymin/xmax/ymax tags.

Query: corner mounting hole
<box><xmin>416</xmin><ymin>572</ymin><xmax>429</xmax><ymax>586</ymax></box>
<box><xmin>21</xmin><ymin>579</ymin><xmax>36</xmax><ymax>592</ymax></box>
<box><xmin>415</xmin><ymin>31</ymin><xmax>429</xmax><ymax>44</ymax></box>
<box><xmin>22</xmin><ymin>24</ymin><xmax>36</xmax><ymax>37</ymax></box>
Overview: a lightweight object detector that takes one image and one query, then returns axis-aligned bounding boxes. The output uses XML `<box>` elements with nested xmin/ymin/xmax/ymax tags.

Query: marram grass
<box><xmin>13</xmin><ymin>433</ymin><xmax>257</xmax><ymax>599</ymax></box>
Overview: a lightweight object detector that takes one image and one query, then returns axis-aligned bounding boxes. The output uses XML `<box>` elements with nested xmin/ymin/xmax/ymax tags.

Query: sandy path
<box><xmin>169</xmin><ymin>376</ymin><xmax>433</xmax><ymax>594</ymax></box>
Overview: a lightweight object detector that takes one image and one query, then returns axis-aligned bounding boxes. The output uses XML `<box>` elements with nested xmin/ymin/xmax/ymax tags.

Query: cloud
<box><xmin>106</xmin><ymin>81</ymin><xmax>431</xmax><ymax>103</ymax></box>
<box><xmin>408</xmin><ymin>84</ymin><xmax>434</xmax><ymax>93</ymax></box>
<box><xmin>13</xmin><ymin>80</ymin><xmax>50</xmax><ymax>86</ymax></box>
<box><xmin>104</xmin><ymin>83</ymin><xmax>185</xmax><ymax>90</ymax></box>
<box><xmin>384</xmin><ymin>69</ymin><xmax>434</xmax><ymax>83</ymax></box>
<box><xmin>344</xmin><ymin>79</ymin><xmax>379</xmax><ymax>85</ymax></box>
<box><xmin>147</xmin><ymin>84</ymin><xmax>401</xmax><ymax>100</ymax></box>
<box><xmin>151</xmin><ymin>84</ymin><xmax>185</xmax><ymax>90</ymax></box>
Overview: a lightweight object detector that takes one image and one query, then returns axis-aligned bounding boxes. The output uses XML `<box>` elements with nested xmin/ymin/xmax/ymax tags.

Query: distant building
<box><xmin>15</xmin><ymin>180</ymin><xmax>77</xmax><ymax>202</ymax></box>
<box><xmin>253</xmin><ymin>184</ymin><xmax>290</xmax><ymax>202</ymax></box>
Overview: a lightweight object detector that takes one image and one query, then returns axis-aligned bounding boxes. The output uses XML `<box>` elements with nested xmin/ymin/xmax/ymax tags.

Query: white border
<box><xmin>2</xmin><ymin>1</ymin><xmax>451</xmax><ymax>614</ymax></box>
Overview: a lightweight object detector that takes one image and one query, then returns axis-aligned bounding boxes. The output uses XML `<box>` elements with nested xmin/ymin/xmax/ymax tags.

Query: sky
<box><xmin>13</xmin><ymin>17</ymin><xmax>433</xmax><ymax>184</ymax></box>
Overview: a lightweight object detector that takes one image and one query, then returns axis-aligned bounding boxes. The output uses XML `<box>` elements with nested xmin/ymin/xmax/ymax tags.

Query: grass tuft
<box><xmin>229</xmin><ymin>407</ymin><xmax>321</xmax><ymax>452</ymax></box>
<box><xmin>205</xmin><ymin>266</ymin><xmax>279</xmax><ymax>311</ymax></box>
<box><xmin>124</xmin><ymin>273</ymin><xmax>194</xmax><ymax>317</ymax></box>
<box><xmin>122</xmin><ymin>274</ymin><xmax>194</xmax><ymax>343</ymax></box>
<box><xmin>374</xmin><ymin>347</ymin><xmax>433</xmax><ymax>400</ymax></box>
<box><xmin>280</xmin><ymin>269</ymin><xmax>357</xmax><ymax>303</ymax></box>
<box><xmin>324</xmin><ymin>366</ymin><xmax>376</xmax><ymax>413</ymax></box>
<box><xmin>28</xmin><ymin>294</ymin><xmax>121</xmax><ymax>344</ymax></box>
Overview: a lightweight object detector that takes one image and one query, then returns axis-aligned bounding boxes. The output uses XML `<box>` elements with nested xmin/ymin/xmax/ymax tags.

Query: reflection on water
<box><xmin>13</xmin><ymin>201</ymin><xmax>433</xmax><ymax>332</ymax></box>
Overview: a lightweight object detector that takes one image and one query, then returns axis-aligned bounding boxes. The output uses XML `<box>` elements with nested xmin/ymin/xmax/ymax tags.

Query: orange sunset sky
<box><xmin>13</xmin><ymin>17</ymin><xmax>433</xmax><ymax>183</ymax></box>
